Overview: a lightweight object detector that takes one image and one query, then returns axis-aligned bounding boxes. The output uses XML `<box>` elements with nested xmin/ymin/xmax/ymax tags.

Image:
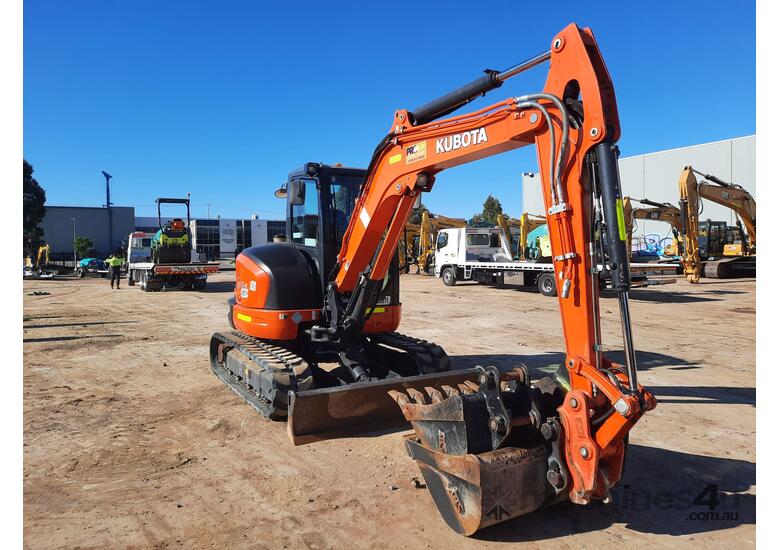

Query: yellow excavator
<box><xmin>398</xmin><ymin>222</ymin><xmax>421</xmax><ymax>273</ymax></box>
<box><xmin>416</xmin><ymin>211</ymin><xmax>467</xmax><ymax>274</ymax></box>
<box><xmin>622</xmin><ymin>197</ymin><xmax>683</xmax><ymax>259</ymax></box>
<box><xmin>497</xmin><ymin>212</ymin><xmax>546</xmax><ymax>259</ymax></box>
<box><xmin>678</xmin><ymin>166</ymin><xmax>756</xmax><ymax>282</ymax></box>
<box><xmin>24</xmin><ymin>244</ymin><xmax>50</xmax><ymax>270</ymax></box>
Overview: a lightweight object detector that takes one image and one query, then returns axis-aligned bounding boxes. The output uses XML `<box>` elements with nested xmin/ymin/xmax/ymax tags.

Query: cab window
<box><xmin>436</xmin><ymin>232</ymin><xmax>448</xmax><ymax>249</ymax></box>
<box><xmin>291</xmin><ymin>179</ymin><xmax>319</xmax><ymax>247</ymax></box>
<box><xmin>466</xmin><ymin>233</ymin><xmax>490</xmax><ymax>246</ymax></box>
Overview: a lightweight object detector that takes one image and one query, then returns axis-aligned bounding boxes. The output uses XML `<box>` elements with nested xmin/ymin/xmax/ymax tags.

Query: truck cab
<box><xmin>434</xmin><ymin>227</ymin><xmax>512</xmax><ymax>280</ymax></box>
<box><xmin>127</xmin><ymin>231</ymin><xmax>154</xmax><ymax>264</ymax></box>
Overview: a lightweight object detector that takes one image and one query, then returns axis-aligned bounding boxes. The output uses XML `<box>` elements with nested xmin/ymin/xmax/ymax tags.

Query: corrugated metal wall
<box><xmin>522</xmin><ymin>135</ymin><xmax>755</xmax><ymax>255</ymax></box>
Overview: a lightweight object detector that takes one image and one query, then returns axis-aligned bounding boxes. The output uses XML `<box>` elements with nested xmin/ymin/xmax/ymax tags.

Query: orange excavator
<box><xmin>210</xmin><ymin>23</ymin><xmax>655</xmax><ymax>535</ymax></box>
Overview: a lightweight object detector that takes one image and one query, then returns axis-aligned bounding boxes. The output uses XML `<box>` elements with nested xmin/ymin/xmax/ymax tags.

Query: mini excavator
<box><xmin>210</xmin><ymin>23</ymin><xmax>655</xmax><ymax>535</ymax></box>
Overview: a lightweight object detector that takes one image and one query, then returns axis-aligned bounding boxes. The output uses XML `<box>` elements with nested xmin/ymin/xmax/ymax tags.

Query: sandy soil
<box><xmin>23</xmin><ymin>271</ymin><xmax>755</xmax><ymax>549</ymax></box>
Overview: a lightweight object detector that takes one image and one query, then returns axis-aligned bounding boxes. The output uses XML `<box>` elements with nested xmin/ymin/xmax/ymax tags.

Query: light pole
<box><xmin>102</xmin><ymin>171</ymin><xmax>113</xmax><ymax>253</ymax></box>
<box><xmin>71</xmin><ymin>217</ymin><xmax>77</xmax><ymax>267</ymax></box>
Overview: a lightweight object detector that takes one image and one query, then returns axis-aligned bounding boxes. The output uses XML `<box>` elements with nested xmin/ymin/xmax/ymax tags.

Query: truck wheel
<box><xmin>442</xmin><ymin>267</ymin><xmax>457</xmax><ymax>286</ymax></box>
<box><xmin>128</xmin><ymin>270</ymin><xmax>135</xmax><ymax>286</ymax></box>
<box><xmin>77</xmin><ymin>268</ymin><xmax>85</xmax><ymax>278</ymax></box>
<box><xmin>537</xmin><ymin>273</ymin><xmax>557</xmax><ymax>297</ymax></box>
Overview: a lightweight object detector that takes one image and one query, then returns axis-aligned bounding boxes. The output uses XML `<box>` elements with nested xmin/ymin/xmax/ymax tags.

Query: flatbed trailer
<box><xmin>433</xmin><ymin>227</ymin><xmax>676</xmax><ymax>296</ymax></box>
<box><xmin>127</xmin><ymin>262</ymin><xmax>220</xmax><ymax>292</ymax></box>
<box><xmin>437</xmin><ymin>258</ymin><xmax>677</xmax><ymax>296</ymax></box>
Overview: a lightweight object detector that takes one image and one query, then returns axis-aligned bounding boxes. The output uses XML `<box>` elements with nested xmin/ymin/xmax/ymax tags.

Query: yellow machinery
<box><xmin>417</xmin><ymin>211</ymin><xmax>467</xmax><ymax>273</ymax></box>
<box><xmin>26</xmin><ymin>244</ymin><xmax>50</xmax><ymax>269</ymax></box>
<box><xmin>678</xmin><ymin>166</ymin><xmax>756</xmax><ymax>282</ymax></box>
<box><xmin>497</xmin><ymin>212</ymin><xmax>546</xmax><ymax>259</ymax></box>
<box><xmin>398</xmin><ymin>222</ymin><xmax>421</xmax><ymax>272</ymax></box>
<box><xmin>622</xmin><ymin>197</ymin><xmax>683</xmax><ymax>259</ymax></box>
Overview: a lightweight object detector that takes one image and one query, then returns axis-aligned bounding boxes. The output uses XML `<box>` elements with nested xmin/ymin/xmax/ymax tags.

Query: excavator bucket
<box><xmin>389</xmin><ymin>366</ymin><xmax>569</xmax><ymax>535</ymax></box>
<box><xmin>287</xmin><ymin>369</ymin><xmax>483</xmax><ymax>445</ymax></box>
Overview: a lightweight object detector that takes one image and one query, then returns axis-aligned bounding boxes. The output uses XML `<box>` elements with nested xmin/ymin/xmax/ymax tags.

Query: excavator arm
<box><xmin>308</xmin><ymin>23</ymin><xmax>654</xmax><ymax>533</ymax></box>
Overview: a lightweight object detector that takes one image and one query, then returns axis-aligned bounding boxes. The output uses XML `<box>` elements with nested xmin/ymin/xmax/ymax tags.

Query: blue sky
<box><xmin>24</xmin><ymin>0</ymin><xmax>756</xmax><ymax>220</ymax></box>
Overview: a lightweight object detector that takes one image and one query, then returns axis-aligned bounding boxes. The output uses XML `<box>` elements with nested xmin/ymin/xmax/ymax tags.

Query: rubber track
<box><xmin>368</xmin><ymin>332</ymin><xmax>451</xmax><ymax>374</ymax></box>
<box><xmin>210</xmin><ymin>331</ymin><xmax>313</xmax><ymax>419</ymax></box>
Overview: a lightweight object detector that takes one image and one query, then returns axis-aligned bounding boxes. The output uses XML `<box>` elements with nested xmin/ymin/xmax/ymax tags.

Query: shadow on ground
<box><xmin>195</xmin><ymin>281</ymin><xmax>236</xmax><ymax>293</ymax></box>
<box><xmin>23</xmin><ymin>334</ymin><xmax>124</xmax><ymax>344</ymax></box>
<box><xmin>475</xmin><ymin>444</ymin><xmax>754</xmax><ymax>542</ymax></box>
<box><xmin>451</xmin><ymin>349</ymin><xmax>698</xmax><ymax>374</ymax></box>
<box><xmin>23</xmin><ymin>320</ymin><xmax>139</xmax><ymax>329</ymax></box>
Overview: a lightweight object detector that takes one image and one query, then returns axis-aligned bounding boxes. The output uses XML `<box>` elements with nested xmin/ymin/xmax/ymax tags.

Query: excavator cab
<box><xmin>698</xmin><ymin>219</ymin><xmax>727</xmax><ymax>259</ymax></box>
<box><xmin>282</xmin><ymin>163</ymin><xmax>400</xmax><ymax>303</ymax></box>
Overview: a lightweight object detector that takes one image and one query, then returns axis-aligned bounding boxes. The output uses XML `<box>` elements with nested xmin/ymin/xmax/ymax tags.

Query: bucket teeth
<box><xmin>441</xmin><ymin>385</ymin><xmax>459</xmax><ymax>398</ymax></box>
<box><xmin>388</xmin><ymin>389</ymin><xmax>410</xmax><ymax>405</ymax></box>
<box><xmin>424</xmin><ymin>386</ymin><xmax>444</xmax><ymax>403</ymax></box>
<box><xmin>457</xmin><ymin>383</ymin><xmax>475</xmax><ymax>394</ymax></box>
<box><xmin>463</xmin><ymin>380</ymin><xmax>480</xmax><ymax>392</ymax></box>
<box><xmin>407</xmin><ymin>388</ymin><xmax>428</xmax><ymax>404</ymax></box>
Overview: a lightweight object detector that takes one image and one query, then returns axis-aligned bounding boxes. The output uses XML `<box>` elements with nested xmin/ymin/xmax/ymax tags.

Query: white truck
<box><xmin>433</xmin><ymin>227</ymin><xmax>677</xmax><ymax>296</ymax></box>
<box><xmin>125</xmin><ymin>230</ymin><xmax>220</xmax><ymax>292</ymax></box>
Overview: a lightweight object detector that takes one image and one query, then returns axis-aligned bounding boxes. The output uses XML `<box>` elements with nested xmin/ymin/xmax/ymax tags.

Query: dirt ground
<box><xmin>23</xmin><ymin>271</ymin><xmax>755</xmax><ymax>549</ymax></box>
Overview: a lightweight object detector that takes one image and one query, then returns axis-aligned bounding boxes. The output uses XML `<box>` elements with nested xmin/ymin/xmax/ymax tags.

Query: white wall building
<box><xmin>522</xmin><ymin>135</ymin><xmax>755</xmax><ymax>256</ymax></box>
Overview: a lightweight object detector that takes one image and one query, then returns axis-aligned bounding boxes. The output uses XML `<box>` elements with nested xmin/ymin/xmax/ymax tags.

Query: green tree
<box><xmin>470</xmin><ymin>195</ymin><xmax>503</xmax><ymax>226</ymax></box>
<box><xmin>409</xmin><ymin>202</ymin><xmax>430</xmax><ymax>225</ymax></box>
<box><xmin>23</xmin><ymin>160</ymin><xmax>47</xmax><ymax>253</ymax></box>
<box><xmin>74</xmin><ymin>237</ymin><xmax>95</xmax><ymax>259</ymax></box>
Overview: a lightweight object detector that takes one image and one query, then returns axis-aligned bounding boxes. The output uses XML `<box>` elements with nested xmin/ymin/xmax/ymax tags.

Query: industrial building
<box><xmin>37</xmin><ymin>205</ymin><xmax>284</xmax><ymax>259</ymax></box>
<box><xmin>522</xmin><ymin>135</ymin><xmax>755</xmax><ymax>256</ymax></box>
<box><xmin>37</xmin><ymin>206</ymin><xmax>135</xmax><ymax>258</ymax></box>
<box><xmin>135</xmin><ymin>216</ymin><xmax>286</xmax><ymax>260</ymax></box>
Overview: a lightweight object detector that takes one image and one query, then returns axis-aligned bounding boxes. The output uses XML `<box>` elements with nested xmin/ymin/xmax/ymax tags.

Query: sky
<box><xmin>23</xmin><ymin>0</ymin><xmax>756</xmax><ymax>221</ymax></box>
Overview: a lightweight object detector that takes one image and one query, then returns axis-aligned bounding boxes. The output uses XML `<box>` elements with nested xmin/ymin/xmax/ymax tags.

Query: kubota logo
<box><xmin>436</xmin><ymin>127</ymin><xmax>488</xmax><ymax>154</ymax></box>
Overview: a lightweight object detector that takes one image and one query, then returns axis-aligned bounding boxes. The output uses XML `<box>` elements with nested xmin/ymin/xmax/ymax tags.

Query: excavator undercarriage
<box><xmin>210</xmin><ymin>329</ymin><xmax>467</xmax><ymax>443</ymax></box>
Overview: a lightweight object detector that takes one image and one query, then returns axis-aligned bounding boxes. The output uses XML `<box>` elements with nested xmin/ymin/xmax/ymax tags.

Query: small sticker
<box><xmin>388</xmin><ymin>153</ymin><xmax>402</xmax><ymax>165</ymax></box>
<box><xmin>249</xmin><ymin>281</ymin><xmax>256</xmax><ymax>291</ymax></box>
<box><xmin>359</xmin><ymin>207</ymin><xmax>371</xmax><ymax>228</ymax></box>
<box><xmin>405</xmin><ymin>141</ymin><xmax>427</xmax><ymax>164</ymax></box>
<box><xmin>237</xmin><ymin>313</ymin><xmax>252</xmax><ymax>323</ymax></box>
<box><xmin>240</xmin><ymin>287</ymin><xmax>249</xmax><ymax>299</ymax></box>
<box><xmin>292</xmin><ymin>312</ymin><xmax>303</xmax><ymax>324</ymax></box>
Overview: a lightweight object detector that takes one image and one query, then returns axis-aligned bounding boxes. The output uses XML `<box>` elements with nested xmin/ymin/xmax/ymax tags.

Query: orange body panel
<box><xmin>234</xmin><ymin>253</ymin><xmax>271</xmax><ymax>309</ymax></box>
<box><xmin>233</xmin><ymin>303</ymin><xmax>400</xmax><ymax>341</ymax></box>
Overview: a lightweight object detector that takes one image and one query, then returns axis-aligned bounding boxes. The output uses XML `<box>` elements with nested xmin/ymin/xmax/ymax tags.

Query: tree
<box><xmin>23</xmin><ymin>160</ymin><xmax>47</xmax><ymax>253</ymax></box>
<box><xmin>74</xmin><ymin>237</ymin><xmax>95</xmax><ymax>259</ymax></box>
<box><xmin>409</xmin><ymin>202</ymin><xmax>430</xmax><ymax>225</ymax></box>
<box><xmin>470</xmin><ymin>194</ymin><xmax>503</xmax><ymax>226</ymax></box>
